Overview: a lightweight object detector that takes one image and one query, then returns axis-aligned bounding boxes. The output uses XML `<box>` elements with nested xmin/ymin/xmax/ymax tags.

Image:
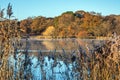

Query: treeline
<box><xmin>1</xmin><ymin>10</ymin><xmax>120</xmax><ymax>38</ymax></box>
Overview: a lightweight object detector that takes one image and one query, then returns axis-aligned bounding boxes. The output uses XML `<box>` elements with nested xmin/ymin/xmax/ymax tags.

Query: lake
<box><xmin>9</xmin><ymin>38</ymin><xmax>106</xmax><ymax>80</ymax></box>
<box><xmin>19</xmin><ymin>38</ymin><xmax>105</xmax><ymax>52</ymax></box>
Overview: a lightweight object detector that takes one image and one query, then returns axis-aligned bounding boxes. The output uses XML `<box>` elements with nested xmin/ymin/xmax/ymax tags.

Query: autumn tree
<box><xmin>4</xmin><ymin>9</ymin><xmax>119</xmax><ymax>38</ymax></box>
<box><xmin>31</xmin><ymin>16</ymin><xmax>47</xmax><ymax>34</ymax></box>
<box><xmin>30</xmin><ymin>16</ymin><xmax>53</xmax><ymax>35</ymax></box>
<box><xmin>53</xmin><ymin>11</ymin><xmax>75</xmax><ymax>37</ymax></box>
<box><xmin>20</xmin><ymin>18</ymin><xmax>32</xmax><ymax>35</ymax></box>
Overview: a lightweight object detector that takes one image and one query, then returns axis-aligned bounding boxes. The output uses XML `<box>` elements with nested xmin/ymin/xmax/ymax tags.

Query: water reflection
<box><xmin>8</xmin><ymin>39</ymin><xmax>105</xmax><ymax>80</ymax></box>
<box><xmin>9</xmin><ymin>52</ymin><xmax>79</xmax><ymax>80</ymax></box>
<box><xmin>20</xmin><ymin>39</ymin><xmax>105</xmax><ymax>51</ymax></box>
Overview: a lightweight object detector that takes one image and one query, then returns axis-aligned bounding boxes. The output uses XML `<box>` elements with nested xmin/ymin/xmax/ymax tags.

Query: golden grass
<box><xmin>0</xmin><ymin>19</ymin><xmax>120</xmax><ymax>79</ymax></box>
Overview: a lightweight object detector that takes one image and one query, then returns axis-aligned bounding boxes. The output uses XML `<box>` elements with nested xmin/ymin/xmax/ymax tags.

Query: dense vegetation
<box><xmin>1</xmin><ymin>10</ymin><xmax>120</xmax><ymax>38</ymax></box>
<box><xmin>0</xmin><ymin>3</ymin><xmax>21</xmax><ymax>80</ymax></box>
<box><xmin>0</xmin><ymin>3</ymin><xmax>120</xmax><ymax>80</ymax></box>
<box><xmin>19</xmin><ymin>10</ymin><xmax>120</xmax><ymax>38</ymax></box>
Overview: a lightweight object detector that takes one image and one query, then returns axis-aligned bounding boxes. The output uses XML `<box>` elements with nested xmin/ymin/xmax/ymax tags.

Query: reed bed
<box><xmin>0</xmin><ymin>20</ymin><xmax>120</xmax><ymax>80</ymax></box>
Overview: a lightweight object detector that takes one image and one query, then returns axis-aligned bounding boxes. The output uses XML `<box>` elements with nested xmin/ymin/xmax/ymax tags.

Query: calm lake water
<box><xmin>19</xmin><ymin>38</ymin><xmax>105</xmax><ymax>52</ymax></box>
<box><xmin>9</xmin><ymin>39</ymin><xmax>106</xmax><ymax>80</ymax></box>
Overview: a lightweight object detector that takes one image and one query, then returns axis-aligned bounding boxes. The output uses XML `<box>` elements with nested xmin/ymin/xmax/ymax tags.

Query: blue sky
<box><xmin>0</xmin><ymin>0</ymin><xmax>120</xmax><ymax>20</ymax></box>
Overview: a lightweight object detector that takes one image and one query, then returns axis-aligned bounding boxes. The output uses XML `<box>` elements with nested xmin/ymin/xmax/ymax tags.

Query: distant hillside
<box><xmin>1</xmin><ymin>10</ymin><xmax>120</xmax><ymax>38</ymax></box>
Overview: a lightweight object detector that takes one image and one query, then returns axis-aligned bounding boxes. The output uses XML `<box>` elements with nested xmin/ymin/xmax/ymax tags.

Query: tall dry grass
<box><xmin>0</xmin><ymin>19</ymin><xmax>120</xmax><ymax>80</ymax></box>
<box><xmin>76</xmin><ymin>36</ymin><xmax>120</xmax><ymax>80</ymax></box>
<box><xmin>0</xmin><ymin>20</ymin><xmax>21</xmax><ymax>80</ymax></box>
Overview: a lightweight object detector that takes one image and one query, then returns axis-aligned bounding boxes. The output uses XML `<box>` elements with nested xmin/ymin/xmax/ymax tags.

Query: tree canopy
<box><xmin>1</xmin><ymin>10</ymin><xmax>120</xmax><ymax>38</ymax></box>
